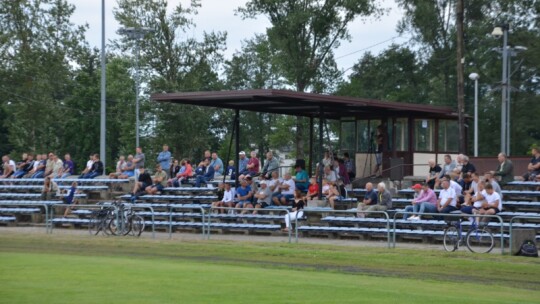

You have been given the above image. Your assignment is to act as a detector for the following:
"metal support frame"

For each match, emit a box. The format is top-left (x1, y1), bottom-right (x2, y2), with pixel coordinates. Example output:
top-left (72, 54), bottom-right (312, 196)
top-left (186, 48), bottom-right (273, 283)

top-left (167, 204), bottom-right (207, 240)
top-left (508, 215), bottom-right (540, 255)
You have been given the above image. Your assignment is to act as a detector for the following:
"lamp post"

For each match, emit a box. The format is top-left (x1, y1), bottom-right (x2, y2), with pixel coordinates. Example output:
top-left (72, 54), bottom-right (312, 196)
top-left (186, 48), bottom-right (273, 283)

top-left (491, 25), bottom-right (508, 154)
top-left (469, 73), bottom-right (479, 157)
top-left (118, 27), bottom-right (154, 148)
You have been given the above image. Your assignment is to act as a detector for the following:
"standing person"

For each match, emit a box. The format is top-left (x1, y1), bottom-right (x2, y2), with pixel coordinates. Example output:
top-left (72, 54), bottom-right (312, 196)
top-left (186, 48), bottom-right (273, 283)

top-left (372, 125), bottom-right (385, 177)
top-left (133, 147), bottom-right (145, 179)
top-left (343, 152), bottom-right (356, 181)
top-left (283, 189), bottom-right (305, 232)
top-left (62, 182), bottom-right (80, 217)
top-left (210, 152), bottom-right (224, 178)
top-left (491, 152), bottom-right (514, 187)
top-left (157, 145), bottom-right (172, 177)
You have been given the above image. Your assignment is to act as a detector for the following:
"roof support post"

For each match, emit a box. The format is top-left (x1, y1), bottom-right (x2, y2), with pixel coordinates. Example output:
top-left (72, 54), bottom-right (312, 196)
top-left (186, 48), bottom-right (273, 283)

top-left (309, 116), bottom-right (314, 177)
top-left (318, 106), bottom-right (324, 199)
top-left (235, 109), bottom-right (240, 188)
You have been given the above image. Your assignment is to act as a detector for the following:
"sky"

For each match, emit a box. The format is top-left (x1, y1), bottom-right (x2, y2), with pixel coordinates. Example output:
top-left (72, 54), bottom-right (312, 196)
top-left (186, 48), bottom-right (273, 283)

top-left (68, 0), bottom-right (407, 79)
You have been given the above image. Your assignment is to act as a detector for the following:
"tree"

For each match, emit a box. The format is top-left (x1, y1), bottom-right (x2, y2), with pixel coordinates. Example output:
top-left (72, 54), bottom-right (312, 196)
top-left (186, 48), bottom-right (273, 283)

top-left (237, 0), bottom-right (382, 158)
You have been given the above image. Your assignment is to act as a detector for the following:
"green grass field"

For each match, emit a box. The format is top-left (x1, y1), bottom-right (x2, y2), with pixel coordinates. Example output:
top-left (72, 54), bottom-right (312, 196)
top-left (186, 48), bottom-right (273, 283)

top-left (1, 232), bottom-right (540, 303)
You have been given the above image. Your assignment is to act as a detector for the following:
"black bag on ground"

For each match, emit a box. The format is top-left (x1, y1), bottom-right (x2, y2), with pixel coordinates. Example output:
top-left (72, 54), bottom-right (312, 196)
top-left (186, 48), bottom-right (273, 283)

top-left (518, 240), bottom-right (538, 257)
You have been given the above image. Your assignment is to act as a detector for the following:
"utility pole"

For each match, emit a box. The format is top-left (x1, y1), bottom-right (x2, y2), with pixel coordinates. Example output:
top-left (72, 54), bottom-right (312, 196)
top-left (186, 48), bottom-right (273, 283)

top-left (456, 0), bottom-right (466, 153)
top-left (100, 0), bottom-right (106, 170)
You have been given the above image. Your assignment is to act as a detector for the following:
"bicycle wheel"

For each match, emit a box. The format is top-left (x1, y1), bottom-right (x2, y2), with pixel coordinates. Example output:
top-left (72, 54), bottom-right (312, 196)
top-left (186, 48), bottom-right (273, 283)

top-left (108, 214), bottom-right (130, 236)
top-left (130, 215), bottom-right (145, 237)
top-left (88, 214), bottom-right (101, 236)
top-left (466, 227), bottom-right (494, 253)
top-left (103, 211), bottom-right (117, 236)
top-left (443, 226), bottom-right (459, 252)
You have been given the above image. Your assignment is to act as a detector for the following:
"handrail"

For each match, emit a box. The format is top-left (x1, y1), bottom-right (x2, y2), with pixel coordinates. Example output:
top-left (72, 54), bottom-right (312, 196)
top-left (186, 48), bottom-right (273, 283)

top-left (125, 203), bottom-right (156, 239)
top-left (392, 211), bottom-right (505, 254)
top-left (0, 201), bottom-right (50, 233)
top-left (48, 203), bottom-right (117, 235)
top-left (508, 215), bottom-right (540, 254)
top-left (296, 209), bottom-right (391, 248)
top-left (208, 206), bottom-right (291, 243)
top-left (167, 204), bottom-right (207, 240)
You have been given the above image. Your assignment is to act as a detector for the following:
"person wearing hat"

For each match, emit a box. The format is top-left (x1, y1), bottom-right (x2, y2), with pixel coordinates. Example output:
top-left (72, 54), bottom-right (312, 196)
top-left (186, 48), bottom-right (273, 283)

top-left (402, 183), bottom-right (423, 220)
top-left (405, 183), bottom-right (438, 220)
top-left (237, 151), bottom-right (249, 176)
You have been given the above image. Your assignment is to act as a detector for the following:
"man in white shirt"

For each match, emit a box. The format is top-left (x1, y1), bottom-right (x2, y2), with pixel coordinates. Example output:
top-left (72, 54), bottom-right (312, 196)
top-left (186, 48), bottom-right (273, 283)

top-left (273, 173), bottom-right (295, 206)
top-left (437, 177), bottom-right (458, 214)
top-left (477, 183), bottom-right (502, 216)
top-left (212, 183), bottom-right (235, 213)
top-left (0, 155), bottom-right (16, 178)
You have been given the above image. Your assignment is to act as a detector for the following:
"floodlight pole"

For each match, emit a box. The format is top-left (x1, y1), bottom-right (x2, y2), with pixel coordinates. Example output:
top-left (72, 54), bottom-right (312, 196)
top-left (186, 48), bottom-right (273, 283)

top-left (119, 27), bottom-right (154, 148)
top-left (100, 0), bottom-right (106, 169)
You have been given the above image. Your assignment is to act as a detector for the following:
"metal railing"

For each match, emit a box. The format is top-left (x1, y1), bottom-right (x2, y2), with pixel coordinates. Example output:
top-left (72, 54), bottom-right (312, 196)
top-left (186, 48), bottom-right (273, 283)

top-left (508, 215), bottom-right (540, 253)
top-left (296, 209), bottom-right (391, 248)
top-left (208, 206), bottom-right (291, 243)
top-left (392, 211), bottom-right (505, 254)
top-left (0, 201), bottom-right (51, 233)
top-left (167, 204), bottom-right (207, 239)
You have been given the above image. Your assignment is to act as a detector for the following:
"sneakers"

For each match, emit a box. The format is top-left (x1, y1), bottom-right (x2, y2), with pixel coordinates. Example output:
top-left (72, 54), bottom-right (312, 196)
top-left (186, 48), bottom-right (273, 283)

top-left (407, 215), bottom-right (420, 221)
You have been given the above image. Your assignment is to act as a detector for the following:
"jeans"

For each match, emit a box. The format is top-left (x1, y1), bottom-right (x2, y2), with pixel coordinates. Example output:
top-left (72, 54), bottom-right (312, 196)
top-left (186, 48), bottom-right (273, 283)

top-left (32, 171), bottom-right (44, 179)
top-left (402, 205), bottom-right (415, 220)
top-left (195, 175), bottom-right (210, 187)
top-left (415, 202), bottom-right (438, 216)
top-left (81, 172), bottom-right (99, 179)
top-left (12, 170), bottom-right (27, 178)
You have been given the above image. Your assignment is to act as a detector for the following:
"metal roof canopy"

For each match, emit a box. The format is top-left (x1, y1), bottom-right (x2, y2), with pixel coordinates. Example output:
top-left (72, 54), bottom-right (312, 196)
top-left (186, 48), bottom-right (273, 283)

top-left (151, 89), bottom-right (458, 120)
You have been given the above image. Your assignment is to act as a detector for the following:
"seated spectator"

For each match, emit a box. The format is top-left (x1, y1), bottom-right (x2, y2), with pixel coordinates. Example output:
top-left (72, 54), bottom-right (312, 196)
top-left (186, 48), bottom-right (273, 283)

top-left (426, 159), bottom-right (441, 189)
top-left (253, 181), bottom-right (273, 214)
top-left (109, 155), bottom-right (127, 179)
top-left (321, 179), bottom-right (331, 197)
top-left (357, 182), bottom-right (392, 217)
top-left (491, 152), bottom-right (514, 187)
top-left (41, 176), bottom-right (60, 200)
top-left (327, 180), bottom-right (346, 209)
top-left (356, 183), bottom-right (377, 218)
top-left (62, 182), bottom-right (80, 217)
top-left (323, 165), bottom-right (337, 184)
top-left (474, 183), bottom-right (502, 222)
top-left (145, 164), bottom-right (167, 195)
top-left (131, 167), bottom-right (152, 199)
top-left (294, 165), bottom-right (309, 192)
top-left (13, 153), bottom-right (35, 178)
top-left (0, 155), bottom-right (16, 178)
top-left (80, 154), bottom-right (103, 179)
top-left (50, 154), bottom-right (64, 178)
top-left (117, 155), bottom-right (136, 179)
top-left (267, 171), bottom-right (282, 200)
top-left (59, 153), bottom-right (75, 179)
top-left (261, 151), bottom-right (279, 179)
top-left (458, 154), bottom-right (476, 182)
top-left (226, 160), bottom-right (236, 180)
top-left (435, 154), bottom-right (456, 188)
top-left (461, 173), bottom-right (473, 195)
top-left (170, 159), bottom-right (193, 186)
top-left (437, 177), bottom-right (458, 214)
top-left (461, 181), bottom-right (486, 215)
top-left (305, 178), bottom-right (319, 201)
top-left (272, 173), bottom-right (295, 206)
top-left (194, 158), bottom-right (215, 187)
top-left (169, 159), bottom-right (180, 179)
top-left (237, 151), bottom-right (250, 179)
top-left (484, 172), bottom-right (502, 198)
top-left (522, 147), bottom-right (540, 181)
top-left (234, 179), bottom-right (252, 213)
top-left (80, 154), bottom-right (94, 176)
top-left (210, 152), bottom-right (224, 178)
top-left (245, 175), bottom-right (258, 201)
top-left (405, 183), bottom-right (438, 220)
top-left (31, 154), bottom-right (47, 178)
top-left (212, 183), bottom-right (235, 213)
top-left (282, 189), bottom-right (305, 232)
top-left (402, 183), bottom-right (423, 220)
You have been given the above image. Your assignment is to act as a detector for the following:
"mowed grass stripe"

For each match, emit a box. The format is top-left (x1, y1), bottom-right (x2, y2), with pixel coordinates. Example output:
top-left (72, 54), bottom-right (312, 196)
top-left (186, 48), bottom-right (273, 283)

top-left (1, 251), bottom-right (539, 304)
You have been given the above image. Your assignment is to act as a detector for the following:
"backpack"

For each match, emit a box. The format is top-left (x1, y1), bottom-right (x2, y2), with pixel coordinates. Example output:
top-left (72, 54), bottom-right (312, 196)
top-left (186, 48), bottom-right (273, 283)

top-left (518, 240), bottom-right (538, 257)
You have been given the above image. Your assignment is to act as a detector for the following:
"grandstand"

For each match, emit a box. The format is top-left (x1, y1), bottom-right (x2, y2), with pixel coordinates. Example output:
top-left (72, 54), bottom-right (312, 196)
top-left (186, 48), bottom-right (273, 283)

top-left (1, 175), bottom-right (539, 254)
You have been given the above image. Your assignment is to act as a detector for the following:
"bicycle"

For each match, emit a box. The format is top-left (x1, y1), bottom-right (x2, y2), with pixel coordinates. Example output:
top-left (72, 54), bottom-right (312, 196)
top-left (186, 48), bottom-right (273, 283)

top-left (88, 204), bottom-right (116, 236)
top-left (443, 216), bottom-right (494, 253)
top-left (108, 202), bottom-right (145, 237)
